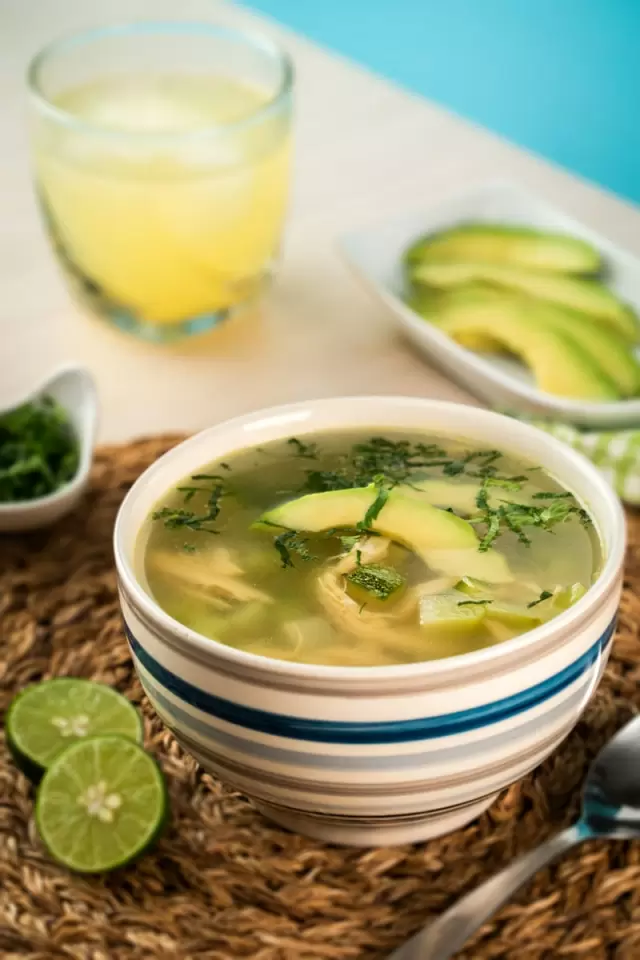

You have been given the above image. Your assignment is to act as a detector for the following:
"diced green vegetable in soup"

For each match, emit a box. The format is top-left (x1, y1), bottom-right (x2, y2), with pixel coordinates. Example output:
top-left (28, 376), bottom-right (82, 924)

top-left (419, 594), bottom-right (488, 631)
top-left (141, 430), bottom-right (600, 667)
top-left (554, 582), bottom-right (587, 607)
top-left (528, 582), bottom-right (587, 618)
top-left (346, 564), bottom-right (406, 603)
top-left (485, 602), bottom-right (543, 629)
top-left (455, 576), bottom-right (493, 597)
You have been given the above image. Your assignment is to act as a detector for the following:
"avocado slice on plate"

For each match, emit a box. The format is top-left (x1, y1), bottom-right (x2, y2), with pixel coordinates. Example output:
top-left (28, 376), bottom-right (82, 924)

top-left (411, 261), bottom-right (638, 343)
top-left (422, 287), bottom-right (640, 397)
top-left (405, 224), bottom-right (602, 275)
top-left (257, 487), bottom-right (512, 582)
top-left (529, 303), bottom-right (640, 396)
top-left (433, 297), bottom-right (619, 400)
top-left (407, 286), bottom-right (500, 351)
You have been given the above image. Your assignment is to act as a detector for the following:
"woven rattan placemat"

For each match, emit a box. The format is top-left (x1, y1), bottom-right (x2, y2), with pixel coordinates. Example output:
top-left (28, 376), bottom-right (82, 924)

top-left (1, 436), bottom-right (640, 960)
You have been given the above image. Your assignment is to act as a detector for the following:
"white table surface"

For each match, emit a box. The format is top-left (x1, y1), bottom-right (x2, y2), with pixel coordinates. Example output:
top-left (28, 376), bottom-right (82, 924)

top-left (3, 0), bottom-right (640, 443)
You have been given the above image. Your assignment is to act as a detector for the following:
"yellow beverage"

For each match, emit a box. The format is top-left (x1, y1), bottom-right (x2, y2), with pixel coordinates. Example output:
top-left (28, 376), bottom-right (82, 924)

top-left (33, 73), bottom-right (291, 330)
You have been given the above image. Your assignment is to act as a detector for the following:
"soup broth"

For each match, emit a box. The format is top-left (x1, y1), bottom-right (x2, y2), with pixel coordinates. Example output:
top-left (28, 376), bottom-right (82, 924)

top-left (141, 432), bottom-right (600, 666)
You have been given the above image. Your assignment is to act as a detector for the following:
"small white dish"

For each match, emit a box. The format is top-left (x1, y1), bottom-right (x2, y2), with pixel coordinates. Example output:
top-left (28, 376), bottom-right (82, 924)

top-left (340, 180), bottom-right (640, 429)
top-left (0, 365), bottom-right (98, 532)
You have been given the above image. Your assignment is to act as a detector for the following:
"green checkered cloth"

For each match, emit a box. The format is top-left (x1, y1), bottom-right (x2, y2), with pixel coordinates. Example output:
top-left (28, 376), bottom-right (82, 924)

top-left (520, 419), bottom-right (640, 505)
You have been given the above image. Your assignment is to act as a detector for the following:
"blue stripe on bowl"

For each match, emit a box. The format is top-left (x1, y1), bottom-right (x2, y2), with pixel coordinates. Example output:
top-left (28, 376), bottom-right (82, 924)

top-left (124, 617), bottom-right (615, 745)
top-left (141, 668), bottom-right (590, 772)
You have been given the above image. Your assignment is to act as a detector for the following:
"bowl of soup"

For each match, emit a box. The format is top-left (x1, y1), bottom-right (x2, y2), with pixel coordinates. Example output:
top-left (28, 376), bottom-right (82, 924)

top-left (114, 397), bottom-right (625, 846)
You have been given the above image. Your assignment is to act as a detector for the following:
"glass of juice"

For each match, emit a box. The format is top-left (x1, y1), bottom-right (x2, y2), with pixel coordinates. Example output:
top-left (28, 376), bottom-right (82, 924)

top-left (28, 23), bottom-right (293, 342)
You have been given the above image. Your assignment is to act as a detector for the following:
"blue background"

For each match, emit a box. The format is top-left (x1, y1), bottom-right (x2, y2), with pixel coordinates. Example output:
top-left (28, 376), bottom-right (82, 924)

top-left (247, 0), bottom-right (640, 205)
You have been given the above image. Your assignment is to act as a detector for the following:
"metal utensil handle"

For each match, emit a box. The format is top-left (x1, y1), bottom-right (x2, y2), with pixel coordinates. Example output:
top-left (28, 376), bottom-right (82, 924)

top-left (387, 823), bottom-right (583, 960)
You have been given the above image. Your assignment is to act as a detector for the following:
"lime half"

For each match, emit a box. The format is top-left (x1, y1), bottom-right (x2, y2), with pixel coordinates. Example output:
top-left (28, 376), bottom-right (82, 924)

top-left (36, 735), bottom-right (168, 873)
top-left (6, 679), bottom-right (143, 781)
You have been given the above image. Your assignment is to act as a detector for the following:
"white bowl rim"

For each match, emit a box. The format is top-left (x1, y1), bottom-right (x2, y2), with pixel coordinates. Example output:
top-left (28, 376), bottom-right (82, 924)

top-left (0, 364), bottom-right (98, 516)
top-left (114, 396), bottom-right (626, 680)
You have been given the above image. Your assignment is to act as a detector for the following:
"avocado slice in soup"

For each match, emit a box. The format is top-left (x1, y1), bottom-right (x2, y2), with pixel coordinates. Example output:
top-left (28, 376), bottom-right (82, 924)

top-left (401, 479), bottom-right (482, 514)
top-left (403, 477), bottom-right (533, 515)
top-left (256, 486), bottom-right (512, 583)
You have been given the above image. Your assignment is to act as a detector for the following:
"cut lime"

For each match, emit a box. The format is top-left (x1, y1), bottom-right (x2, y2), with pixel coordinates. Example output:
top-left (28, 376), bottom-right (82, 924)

top-left (6, 679), bottom-right (143, 781)
top-left (36, 735), bottom-right (168, 873)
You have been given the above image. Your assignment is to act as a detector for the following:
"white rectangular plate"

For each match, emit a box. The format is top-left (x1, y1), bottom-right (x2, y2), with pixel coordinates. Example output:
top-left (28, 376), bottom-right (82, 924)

top-left (340, 180), bottom-right (640, 429)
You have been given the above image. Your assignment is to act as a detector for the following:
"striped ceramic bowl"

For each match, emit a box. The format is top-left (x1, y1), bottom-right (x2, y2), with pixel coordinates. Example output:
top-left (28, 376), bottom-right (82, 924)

top-left (114, 397), bottom-right (625, 846)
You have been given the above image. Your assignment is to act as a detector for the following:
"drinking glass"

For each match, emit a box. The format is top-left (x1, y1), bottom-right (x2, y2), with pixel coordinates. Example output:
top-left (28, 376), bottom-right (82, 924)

top-left (28, 22), bottom-right (293, 342)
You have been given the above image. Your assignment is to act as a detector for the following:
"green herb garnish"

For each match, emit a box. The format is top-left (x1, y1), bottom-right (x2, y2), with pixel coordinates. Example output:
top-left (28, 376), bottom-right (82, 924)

top-left (357, 477), bottom-right (390, 531)
top-left (482, 475), bottom-right (527, 491)
top-left (442, 459), bottom-right (466, 477)
top-left (153, 475), bottom-right (226, 533)
top-left (262, 524), bottom-right (360, 567)
top-left (267, 435), bottom-right (594, 565)
top-left (304, 470), bottom-right (353, 493)
top-left (470, 476), bottom-right (591, 551)
top-left (152, 506), bottom-right (220, 534)
top-left (300, 438), bottom-right (451, 492)
top-left (0, 396), bottom-right (79, 503)
top-left (287, 437), bottom-right (318, 459)
top-left (273, 530), bottom-right (315, 568)
top-left (339, 534), bottom-right (361, 551)
top-left (295, 435), bottom-right (593, 552)
top-left (527, 590), bottom-right (553, 609)
top-left (457, 599), bottom-right (493, 606)
top-left (191, 473), bottom-right (227, 481)
top-left (299, 437), bottom-right (519, 498)
top-left (446, 449), bottom-right (506, 479)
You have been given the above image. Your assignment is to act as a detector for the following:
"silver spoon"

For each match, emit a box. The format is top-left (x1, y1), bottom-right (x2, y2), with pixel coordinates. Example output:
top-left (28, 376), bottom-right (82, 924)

top-left (387, 714), bottom-right (640, 960)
